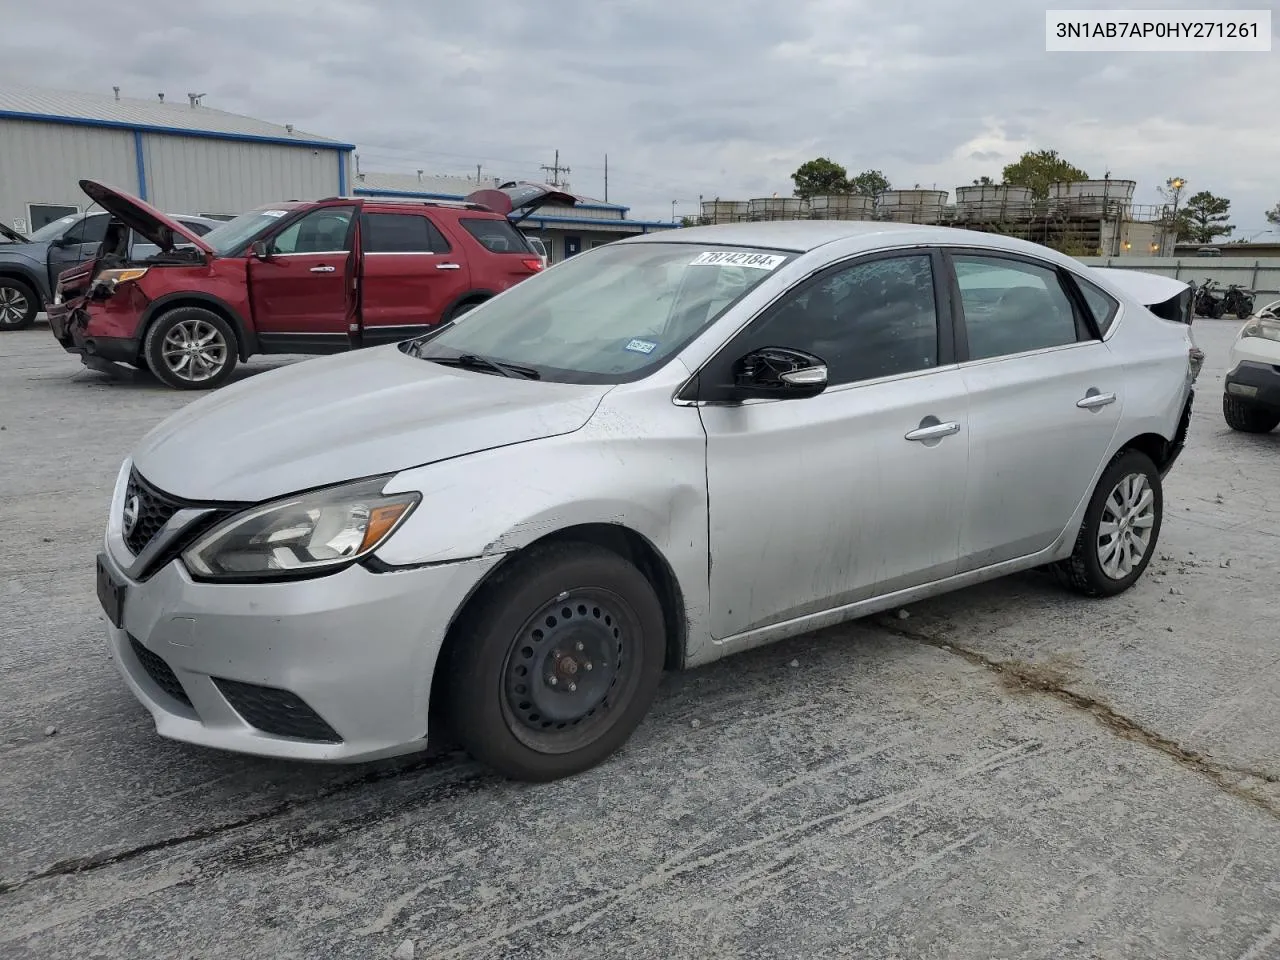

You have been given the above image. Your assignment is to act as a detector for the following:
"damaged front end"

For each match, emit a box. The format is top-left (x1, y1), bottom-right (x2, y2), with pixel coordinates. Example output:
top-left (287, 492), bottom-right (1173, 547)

top-left (49, 217), bottom-right (203, 368)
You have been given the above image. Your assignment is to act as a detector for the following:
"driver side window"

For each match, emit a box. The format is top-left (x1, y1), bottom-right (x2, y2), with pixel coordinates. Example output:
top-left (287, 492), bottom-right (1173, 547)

top-left (270, 208), bottom-right (354, 255)
top-left (63, 214), bottom-right (109, 246)
top-left (738, 254), bottom-right (940, 387)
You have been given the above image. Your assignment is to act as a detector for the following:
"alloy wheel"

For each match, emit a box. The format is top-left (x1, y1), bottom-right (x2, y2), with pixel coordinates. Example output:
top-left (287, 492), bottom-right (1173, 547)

top-left (161, 318), bottom-right (229, 382)
top-left (1096, 472), bottom-right (1156, 580)
top-left (0, 286), bottom-right (30, 326)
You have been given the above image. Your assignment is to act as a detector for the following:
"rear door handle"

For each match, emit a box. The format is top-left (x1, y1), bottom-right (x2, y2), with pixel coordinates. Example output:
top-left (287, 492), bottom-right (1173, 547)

top-left (1077, 391), bottom-right (1117, 409)
top-left (309, 265), bottom-right (335, 273)
top-left (436, 263), bottom-right (462, 270)
top-left (905, 421), bottom-right (961, 442)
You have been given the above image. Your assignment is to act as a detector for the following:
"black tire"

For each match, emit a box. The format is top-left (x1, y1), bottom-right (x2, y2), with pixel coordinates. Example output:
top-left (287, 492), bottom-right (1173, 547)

top-left (445, 299), bottom-right (485, 323)
top-left (1210, 301), bottom-right (1226, 319)
top-left (143, 306), bottom-right (239, 390)
top-left (443, 541), bottom-right (666, 782)
top-left (1223, 393), bottom-right (1280, 434)
top-left (0, 276), bottom-right (40, 331)
top-left (1237, 304), bottom-right (1253, 320)
top-left (1058, 449), bottom-right (1163, 598)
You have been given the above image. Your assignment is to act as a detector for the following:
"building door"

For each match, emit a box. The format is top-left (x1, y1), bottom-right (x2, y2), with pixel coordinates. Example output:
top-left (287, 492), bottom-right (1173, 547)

top-left (564, 235), bottom-right (582, 257)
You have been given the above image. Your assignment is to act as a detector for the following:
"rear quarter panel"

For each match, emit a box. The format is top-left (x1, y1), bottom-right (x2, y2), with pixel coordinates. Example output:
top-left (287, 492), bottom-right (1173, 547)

top-left (1104, 301), bottom-right (1195, 453)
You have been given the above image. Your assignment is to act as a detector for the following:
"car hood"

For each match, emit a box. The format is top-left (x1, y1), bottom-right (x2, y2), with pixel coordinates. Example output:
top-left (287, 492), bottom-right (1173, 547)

top-left (0, 221), bottom-right (29, 243)
top-left (130, 346), bottom-right (611, 503)
top-left (79, 179), bottom-right (215, 255)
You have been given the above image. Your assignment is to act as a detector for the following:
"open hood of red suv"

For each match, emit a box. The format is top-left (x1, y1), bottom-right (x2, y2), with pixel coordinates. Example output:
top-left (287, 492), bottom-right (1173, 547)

top-left (463, 181), bottom-right (578, 223)
top-left (78, 179), bottom-right (215, 256)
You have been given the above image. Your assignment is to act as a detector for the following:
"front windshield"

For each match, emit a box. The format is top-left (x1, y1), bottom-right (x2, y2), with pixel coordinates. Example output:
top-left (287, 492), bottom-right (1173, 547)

top-left (202, 207), bottom-right (296, 256)
top-left (408, 242), bottom-right (793, 384)
top-left (28, 215), bottom-right (83, 243)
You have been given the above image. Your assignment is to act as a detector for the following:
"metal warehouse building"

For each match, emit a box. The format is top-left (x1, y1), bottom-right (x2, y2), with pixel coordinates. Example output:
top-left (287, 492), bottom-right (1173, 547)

top-left (0, 84), bottom-right (353, 232)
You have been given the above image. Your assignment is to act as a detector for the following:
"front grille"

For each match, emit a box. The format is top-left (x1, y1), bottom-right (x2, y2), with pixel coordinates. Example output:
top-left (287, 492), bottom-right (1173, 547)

top-left (123, 469), bottom-right (189, 556)
top-left (128, 635), bottom-right (193, 708)
top-left (214, 678), bottom-right (343, 743)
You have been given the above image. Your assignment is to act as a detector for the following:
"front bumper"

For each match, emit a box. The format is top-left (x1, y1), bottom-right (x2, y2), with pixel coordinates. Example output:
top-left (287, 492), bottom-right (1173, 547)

top-left (1226, 351), bottom-right (1280, 413)
top-left (102, 543), bottom-right (503, 763)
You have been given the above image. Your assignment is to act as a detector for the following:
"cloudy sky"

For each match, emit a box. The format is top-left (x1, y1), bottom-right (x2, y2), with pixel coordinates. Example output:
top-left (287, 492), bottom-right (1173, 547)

top-left (2, 0), bottom-right (1276, 233)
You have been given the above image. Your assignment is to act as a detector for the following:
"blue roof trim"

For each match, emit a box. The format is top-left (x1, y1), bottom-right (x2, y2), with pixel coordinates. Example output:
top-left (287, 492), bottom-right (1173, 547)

top-left (352, 186), bottom-right (628, 213)
top-left (0, 109), bottom-right (356, 150)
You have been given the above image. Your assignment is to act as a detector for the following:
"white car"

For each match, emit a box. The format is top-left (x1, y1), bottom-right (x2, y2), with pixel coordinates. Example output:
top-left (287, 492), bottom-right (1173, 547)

top-left (96, 221), bottom-right (1199, 781)
top-left (1224, 312), bottom-right (1280, 433)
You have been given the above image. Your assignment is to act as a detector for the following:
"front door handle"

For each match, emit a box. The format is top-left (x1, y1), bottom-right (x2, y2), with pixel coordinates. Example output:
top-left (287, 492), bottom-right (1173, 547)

top-left (905, 420), bottom-right (961, 442)
top-left (1077, 390), bottom-right (1117, 410)
top-left (436, 263), bottom-right (462, 270)
top-left (309, 265), bottom-right (336, 273)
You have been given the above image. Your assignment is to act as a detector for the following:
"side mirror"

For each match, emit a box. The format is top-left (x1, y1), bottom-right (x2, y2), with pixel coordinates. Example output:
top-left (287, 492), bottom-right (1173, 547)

top-left (51, 235), bottom-right (75, 248)
top-left (250, 240), bottom-right (271, 260)
top-left (730, 346), bottom-right (828, 400)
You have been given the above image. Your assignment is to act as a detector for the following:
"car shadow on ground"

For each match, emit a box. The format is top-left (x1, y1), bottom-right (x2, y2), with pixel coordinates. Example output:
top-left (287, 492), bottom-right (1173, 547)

top-left (63, 357), bottom-right (305, 391)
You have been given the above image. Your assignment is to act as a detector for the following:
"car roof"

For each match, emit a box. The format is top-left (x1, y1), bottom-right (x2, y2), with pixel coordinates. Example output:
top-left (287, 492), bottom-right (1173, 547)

top-left (624, 220), bottom-right (1086, 267)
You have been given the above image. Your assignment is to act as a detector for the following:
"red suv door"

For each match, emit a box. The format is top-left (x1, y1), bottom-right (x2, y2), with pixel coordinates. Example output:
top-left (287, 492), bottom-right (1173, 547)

top-left (248, 205), bottom-right (357, 354)
top-left (357, 209), bottom-right (471, 345)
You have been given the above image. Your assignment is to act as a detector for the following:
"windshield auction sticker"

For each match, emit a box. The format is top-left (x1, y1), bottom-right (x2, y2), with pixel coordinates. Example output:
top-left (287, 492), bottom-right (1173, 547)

top-left (689, 251), bottom-right (786, 270)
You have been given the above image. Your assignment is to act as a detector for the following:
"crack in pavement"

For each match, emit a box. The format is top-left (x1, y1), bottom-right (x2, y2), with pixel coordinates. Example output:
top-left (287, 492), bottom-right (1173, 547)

top-left (0, 748), bottom-right (470, 896)
top-left (877, 617), bottom-right (1280, 819)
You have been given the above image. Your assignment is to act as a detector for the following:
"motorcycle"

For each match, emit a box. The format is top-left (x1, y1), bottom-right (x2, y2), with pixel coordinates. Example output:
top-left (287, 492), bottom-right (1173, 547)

top-left (1192, 279), bottom-right (1227, 319)
top-left (1222, 284), bottom-right (1255, 320)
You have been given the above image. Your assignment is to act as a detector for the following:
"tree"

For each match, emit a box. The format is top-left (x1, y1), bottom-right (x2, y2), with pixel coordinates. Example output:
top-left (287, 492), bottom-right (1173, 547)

top-left (791, 158), bottom-right (849, 200)
top-left (971, 175), bottom-right (996, 186)
top-left (1001, 149), bottom-right (1088, 200)
top-left (849, 169), bottom-right (891, 198)
top-left (1180, 191), bottom-right (1235, 243)
top-left (1266, 203), bottom-right (1280, 225)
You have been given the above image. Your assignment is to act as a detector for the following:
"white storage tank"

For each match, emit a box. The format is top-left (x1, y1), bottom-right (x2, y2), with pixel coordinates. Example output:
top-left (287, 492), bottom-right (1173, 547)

top-left (876, 189), bottom-right (948, 223)
top-left (700, 200), bottom-right (750, 224)
top-left (748, 197), bottom-right (807, 220)
top-left (1048, 179), bottom-right (1135, 218)
top-left (954, 184), bottom-right (1034, 220)
top-left (809, 194), bottom-right (874, 220)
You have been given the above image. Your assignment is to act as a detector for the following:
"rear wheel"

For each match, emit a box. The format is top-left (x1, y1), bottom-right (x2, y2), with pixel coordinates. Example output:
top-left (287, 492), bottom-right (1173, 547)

top-left (1223, 393), bottom-right (1280, 433)
top-left (445, 299), bottom-right (485, 323)
top-left (444, 542), bottom-right (666, 782)
top-left (143, 306), bottom-right (238, 390)
top-left (1058, 449), bottom-right (1162, 598)
top-left (0, 277), bottom-right (39, 330)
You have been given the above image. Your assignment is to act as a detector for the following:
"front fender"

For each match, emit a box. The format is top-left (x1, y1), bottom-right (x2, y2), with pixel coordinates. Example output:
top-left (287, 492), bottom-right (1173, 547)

top-left (375, 424), bottom-right (713, 661)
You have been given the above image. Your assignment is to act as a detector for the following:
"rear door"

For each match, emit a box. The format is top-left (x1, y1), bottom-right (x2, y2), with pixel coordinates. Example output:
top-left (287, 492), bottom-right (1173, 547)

top-left (358, 210), bottom-right (471, 345)
top-left (946, 250), bottom-right (1126, 572)
top-left (248, 205), bottom-right (357, 353)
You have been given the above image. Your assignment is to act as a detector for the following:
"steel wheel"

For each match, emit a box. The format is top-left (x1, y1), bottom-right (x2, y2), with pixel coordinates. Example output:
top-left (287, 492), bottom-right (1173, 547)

top-left (500, 587), bottom-right (638, 754)
top-left (161, 318), bottom-right (228, 382)
top-left (1096, 472), bottom-right (1155, 580)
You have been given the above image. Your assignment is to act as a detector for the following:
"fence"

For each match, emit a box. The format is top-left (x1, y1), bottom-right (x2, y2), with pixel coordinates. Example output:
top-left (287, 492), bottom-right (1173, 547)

top-left (1077, 256), bottom-right (1280, 299)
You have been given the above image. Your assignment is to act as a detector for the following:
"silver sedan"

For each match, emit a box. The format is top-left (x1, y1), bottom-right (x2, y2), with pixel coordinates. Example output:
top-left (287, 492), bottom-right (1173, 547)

top-left (96, 221), bottom-right (1199, 781)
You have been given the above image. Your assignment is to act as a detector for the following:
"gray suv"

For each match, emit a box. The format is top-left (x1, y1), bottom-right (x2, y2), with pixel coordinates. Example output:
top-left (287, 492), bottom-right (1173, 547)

top-left (0, 211), bottom-right (220, 330)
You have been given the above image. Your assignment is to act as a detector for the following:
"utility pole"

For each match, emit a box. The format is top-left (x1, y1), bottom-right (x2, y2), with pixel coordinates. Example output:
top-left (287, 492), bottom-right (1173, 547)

top-left (604, 154), bottom-right (608, 202)
top-left (541, 150), bottom-right (570, 188)
top-left (476, 163), bottom-right (483, 183)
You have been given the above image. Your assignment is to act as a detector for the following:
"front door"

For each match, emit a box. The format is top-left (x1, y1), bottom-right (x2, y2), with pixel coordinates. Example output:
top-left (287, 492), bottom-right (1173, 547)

top-left (947, 251), bottom-right (1126, 571)
top-left (698, 251), bottom-right (969, 639)
top-left (249, 206), bottom-right (356, 353)
top-left (47, 213), bottom-right (110, 289)
top-left (358, 210), bottom-right (472, 345)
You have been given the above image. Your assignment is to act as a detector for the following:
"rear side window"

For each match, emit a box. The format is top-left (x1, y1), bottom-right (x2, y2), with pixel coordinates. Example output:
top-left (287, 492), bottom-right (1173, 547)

top-left (361, 212), bottom-right (450, 253)
top-left (1073, 276), bottom-right (1120, 336)
top-left (954, 256), bottom-right (1081, 361)
top-left (460, 217), bottom-right (531, 253)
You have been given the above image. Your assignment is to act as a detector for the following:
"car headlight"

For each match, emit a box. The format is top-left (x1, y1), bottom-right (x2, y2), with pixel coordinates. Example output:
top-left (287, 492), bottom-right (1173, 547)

top-left (1240, 319), bottom-right (1280, 342)
top-left (182, 477), bottom-right (420, 581)
top-left (94, 267), bottom-right (148, 294)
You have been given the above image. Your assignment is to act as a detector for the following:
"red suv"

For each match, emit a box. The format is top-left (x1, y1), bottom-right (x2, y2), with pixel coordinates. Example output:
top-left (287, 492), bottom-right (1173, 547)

top-left (50, 179), bottom-right (574, 389)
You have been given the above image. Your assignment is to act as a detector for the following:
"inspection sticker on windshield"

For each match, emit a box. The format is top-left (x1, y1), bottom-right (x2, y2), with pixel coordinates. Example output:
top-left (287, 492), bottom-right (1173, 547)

top-left (261, 210), bottom-right (288, 218)
top-left (689, 251), bottom-right (786, 270)
top-left (625, 338), bottom-right (658, 355)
